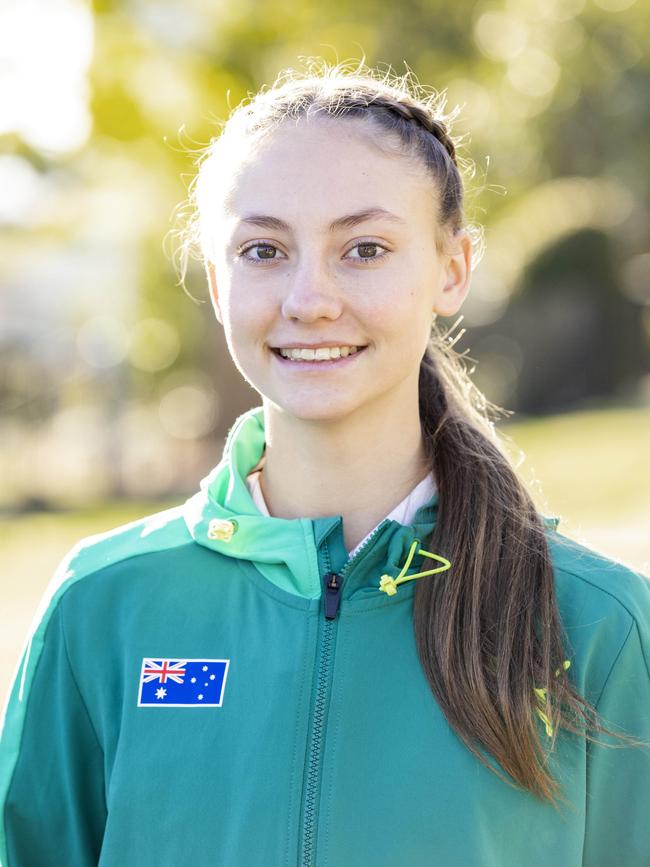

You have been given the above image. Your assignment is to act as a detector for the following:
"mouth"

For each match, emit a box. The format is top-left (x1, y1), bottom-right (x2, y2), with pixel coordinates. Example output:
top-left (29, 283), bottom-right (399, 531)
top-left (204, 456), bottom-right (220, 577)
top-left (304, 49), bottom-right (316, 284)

top-left (269, 345), bottom-right (368, 369)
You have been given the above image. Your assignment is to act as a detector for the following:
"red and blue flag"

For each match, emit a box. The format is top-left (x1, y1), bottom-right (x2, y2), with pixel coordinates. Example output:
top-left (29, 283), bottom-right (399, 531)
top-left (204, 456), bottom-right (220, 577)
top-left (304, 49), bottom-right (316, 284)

top-left (137, 658), bottom-right (229, 707)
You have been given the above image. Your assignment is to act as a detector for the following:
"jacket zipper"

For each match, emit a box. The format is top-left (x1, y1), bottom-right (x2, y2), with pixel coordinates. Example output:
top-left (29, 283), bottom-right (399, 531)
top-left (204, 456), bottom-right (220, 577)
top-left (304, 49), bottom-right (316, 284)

top-left (299, 519), bottom-right (391, 865)
top-left (324, 572), bottom-right (342, 620)
top-left (339, 519), bottom-right (390, 579)
top-left (300, 600), bottom-right (336, 866)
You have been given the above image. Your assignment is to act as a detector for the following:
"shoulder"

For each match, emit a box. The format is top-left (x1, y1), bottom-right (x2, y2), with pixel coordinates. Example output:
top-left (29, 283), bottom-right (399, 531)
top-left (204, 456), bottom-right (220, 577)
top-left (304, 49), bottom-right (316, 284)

top-left (546, 529), bottom-right (650, 705)
top-left (548, 529), bottom-right (649, 627)
top-left (26, 504), bottom-right (194, 637)
top-left (1, 505), bottom-right (197, 735)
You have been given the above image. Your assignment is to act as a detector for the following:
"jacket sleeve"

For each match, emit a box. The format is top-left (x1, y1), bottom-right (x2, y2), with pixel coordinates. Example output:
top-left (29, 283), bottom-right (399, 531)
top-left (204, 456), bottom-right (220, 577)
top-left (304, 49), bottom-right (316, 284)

top-left (582, 616), bottom-right (650, 867)
top-left (0, 594), bottom-right (107, 867)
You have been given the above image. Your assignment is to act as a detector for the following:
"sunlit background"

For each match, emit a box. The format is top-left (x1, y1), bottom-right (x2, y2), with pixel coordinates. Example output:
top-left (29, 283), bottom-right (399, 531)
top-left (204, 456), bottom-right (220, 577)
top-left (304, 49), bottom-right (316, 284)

top-left (1, 0), bottom-right (649, 695)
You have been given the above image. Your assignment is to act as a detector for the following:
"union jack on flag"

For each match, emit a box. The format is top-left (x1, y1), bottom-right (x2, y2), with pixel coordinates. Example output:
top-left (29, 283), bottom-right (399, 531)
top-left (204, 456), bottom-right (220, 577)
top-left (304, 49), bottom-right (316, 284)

top-left (137, 658), bottom-right (230, 707)
top-left (141, 659), bottom-right (187, 685)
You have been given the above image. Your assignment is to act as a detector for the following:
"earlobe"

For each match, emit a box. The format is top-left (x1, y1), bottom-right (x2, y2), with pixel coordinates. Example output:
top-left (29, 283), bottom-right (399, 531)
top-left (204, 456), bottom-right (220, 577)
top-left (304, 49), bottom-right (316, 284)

top-left (204, 260), bottom-right (223, 324)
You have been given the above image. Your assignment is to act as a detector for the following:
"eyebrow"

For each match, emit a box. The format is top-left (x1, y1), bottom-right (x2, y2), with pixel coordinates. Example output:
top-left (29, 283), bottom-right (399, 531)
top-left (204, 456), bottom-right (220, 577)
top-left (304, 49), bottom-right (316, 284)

top-left (237, 207), bottom-right (406, 233)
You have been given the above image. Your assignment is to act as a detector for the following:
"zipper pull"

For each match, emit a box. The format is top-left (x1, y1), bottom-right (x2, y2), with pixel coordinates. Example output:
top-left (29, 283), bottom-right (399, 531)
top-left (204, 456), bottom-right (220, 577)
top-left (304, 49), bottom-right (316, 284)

top-left (324, 572), bottom-right (343, 620)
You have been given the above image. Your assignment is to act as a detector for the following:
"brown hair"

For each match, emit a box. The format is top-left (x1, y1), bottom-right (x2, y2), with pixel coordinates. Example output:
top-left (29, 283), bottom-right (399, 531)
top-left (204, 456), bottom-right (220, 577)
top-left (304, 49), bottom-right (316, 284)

top-left (173, 58), bottom-right (643, 807)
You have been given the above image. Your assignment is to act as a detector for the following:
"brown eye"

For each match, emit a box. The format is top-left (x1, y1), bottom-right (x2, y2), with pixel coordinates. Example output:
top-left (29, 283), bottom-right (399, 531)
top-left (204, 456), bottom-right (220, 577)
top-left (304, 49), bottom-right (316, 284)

top-left (358, 243), bottom-right (377, 258)
top-left (346, 242), bottom-right (389, 263)
top-left (256, 244), bottom-right (277, 259)
top-left (239, 242), bottom-right (285, 265)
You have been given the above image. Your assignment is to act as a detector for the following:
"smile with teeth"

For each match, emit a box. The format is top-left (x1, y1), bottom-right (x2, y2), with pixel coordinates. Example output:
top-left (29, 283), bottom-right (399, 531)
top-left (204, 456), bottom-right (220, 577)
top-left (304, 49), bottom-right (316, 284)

top-left (275, 346), bottom-right (365, 361)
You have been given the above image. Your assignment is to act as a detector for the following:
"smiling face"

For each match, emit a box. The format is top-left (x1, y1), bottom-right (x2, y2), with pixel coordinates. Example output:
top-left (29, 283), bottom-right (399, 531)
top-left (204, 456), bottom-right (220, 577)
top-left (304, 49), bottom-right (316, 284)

top-left (204, 116), bottom-right (471, 425)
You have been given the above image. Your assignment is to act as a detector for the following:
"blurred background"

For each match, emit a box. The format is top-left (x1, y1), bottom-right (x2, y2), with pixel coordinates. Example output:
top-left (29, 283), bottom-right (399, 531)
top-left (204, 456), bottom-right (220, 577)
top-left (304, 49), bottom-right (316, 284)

top-left (1, 0), bottom-right (649, 697)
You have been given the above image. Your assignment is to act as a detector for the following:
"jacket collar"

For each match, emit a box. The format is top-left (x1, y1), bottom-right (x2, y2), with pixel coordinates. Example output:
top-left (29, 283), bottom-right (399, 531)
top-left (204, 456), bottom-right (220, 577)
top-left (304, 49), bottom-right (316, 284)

top-left (183, 405), bottom-right (439, 601)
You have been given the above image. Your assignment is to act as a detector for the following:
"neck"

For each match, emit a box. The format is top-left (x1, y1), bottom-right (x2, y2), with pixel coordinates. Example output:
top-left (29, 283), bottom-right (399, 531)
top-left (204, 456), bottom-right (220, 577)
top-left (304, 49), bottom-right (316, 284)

top-left (258, 396), bottom-right (431, 553)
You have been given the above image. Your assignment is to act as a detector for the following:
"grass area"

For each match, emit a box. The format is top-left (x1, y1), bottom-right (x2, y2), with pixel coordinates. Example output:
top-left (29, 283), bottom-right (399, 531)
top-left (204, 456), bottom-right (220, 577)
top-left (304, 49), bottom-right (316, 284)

top-left (501, 406), bottom-right (650, 575)
top-left (502, 406), bottom-right (650, 523)
top-left (2, 405), bottom-right (649, 701)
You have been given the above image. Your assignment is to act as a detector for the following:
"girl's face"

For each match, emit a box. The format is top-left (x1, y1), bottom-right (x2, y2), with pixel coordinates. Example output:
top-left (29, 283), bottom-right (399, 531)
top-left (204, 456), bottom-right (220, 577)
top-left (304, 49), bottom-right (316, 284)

top-left (205, 118), bottom-right (471, 423)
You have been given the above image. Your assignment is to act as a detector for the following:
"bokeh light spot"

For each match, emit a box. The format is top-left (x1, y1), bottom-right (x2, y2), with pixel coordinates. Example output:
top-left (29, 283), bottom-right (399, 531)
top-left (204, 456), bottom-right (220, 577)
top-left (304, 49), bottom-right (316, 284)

top-left (76, 315), bottom-right (130, 368)
top-left (129, 318), bottom-right (180, 371)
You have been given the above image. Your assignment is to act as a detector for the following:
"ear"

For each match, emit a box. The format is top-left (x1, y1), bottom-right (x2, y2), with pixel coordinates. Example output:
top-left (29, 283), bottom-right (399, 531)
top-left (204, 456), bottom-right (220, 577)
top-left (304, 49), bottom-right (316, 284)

top-left (433, 229), bottom-right (472, 318)
top-left (204, 259), bottom-right (223, 325)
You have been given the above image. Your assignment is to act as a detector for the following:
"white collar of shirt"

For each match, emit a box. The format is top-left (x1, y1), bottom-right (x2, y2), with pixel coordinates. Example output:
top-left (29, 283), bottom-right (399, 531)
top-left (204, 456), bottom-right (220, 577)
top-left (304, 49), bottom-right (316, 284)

top-left (245, 453), bottom-right (437, 558)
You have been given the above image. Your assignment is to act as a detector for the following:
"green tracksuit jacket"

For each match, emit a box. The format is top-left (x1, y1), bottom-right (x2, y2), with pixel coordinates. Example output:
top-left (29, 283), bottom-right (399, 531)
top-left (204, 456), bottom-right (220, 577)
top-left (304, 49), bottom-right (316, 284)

top-left (1, 406), bottom-right (649, 866)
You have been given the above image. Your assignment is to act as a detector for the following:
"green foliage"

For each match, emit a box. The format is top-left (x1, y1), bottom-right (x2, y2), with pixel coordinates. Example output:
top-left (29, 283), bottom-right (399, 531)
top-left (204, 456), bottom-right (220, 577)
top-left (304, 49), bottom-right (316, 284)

top-left (2, 0), bottom-right (648, 511)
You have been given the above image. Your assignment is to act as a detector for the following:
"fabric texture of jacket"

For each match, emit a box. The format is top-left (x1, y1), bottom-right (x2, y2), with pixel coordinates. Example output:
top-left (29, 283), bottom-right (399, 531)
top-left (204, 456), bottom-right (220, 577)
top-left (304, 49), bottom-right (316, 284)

top-left (1, 405), bottom-right (649, 867)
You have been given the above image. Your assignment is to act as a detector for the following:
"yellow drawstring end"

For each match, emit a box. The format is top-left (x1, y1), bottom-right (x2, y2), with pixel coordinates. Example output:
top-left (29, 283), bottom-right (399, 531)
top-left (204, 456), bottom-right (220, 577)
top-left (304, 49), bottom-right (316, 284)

top-left (537, 709), bottom-right (554, 738)
top-left (534, 659), bottom-right (571, 738)
top-left (378, 540), bottom-right (451, 595)
top-left (379, 575), bottom-right (399, 596)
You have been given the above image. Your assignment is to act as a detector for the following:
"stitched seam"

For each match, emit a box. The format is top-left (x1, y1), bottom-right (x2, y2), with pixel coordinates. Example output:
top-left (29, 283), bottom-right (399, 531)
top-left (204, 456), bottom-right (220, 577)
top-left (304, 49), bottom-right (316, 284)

top-left (1, 628), bottom-right (54, 865)
top-left (593, 619), bottom-right (634, 710)
top-left (59, 596), bottom-right (104, 755)
top-left (343, 594), bottom-right (416, 615)
top-left (229, 558), bottom-right (316, 610)
top-left (554, 563), bottom-right (648, 625)
top-left (631, 619), bottom-right (650, 683)
top-left (1, 602), bottom-right (105, 866)
top-left (47, 538), bottom-right (199, 605)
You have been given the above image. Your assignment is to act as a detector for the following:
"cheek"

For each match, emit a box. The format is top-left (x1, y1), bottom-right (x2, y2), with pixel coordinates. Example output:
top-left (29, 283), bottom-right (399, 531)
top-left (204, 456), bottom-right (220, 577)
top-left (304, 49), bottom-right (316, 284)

top-left (226, 291), bottom-right (274, 347)
top-left (378, 296), bottom-right (433, 363)
top-left (370, 291), bottom-right (424, 337)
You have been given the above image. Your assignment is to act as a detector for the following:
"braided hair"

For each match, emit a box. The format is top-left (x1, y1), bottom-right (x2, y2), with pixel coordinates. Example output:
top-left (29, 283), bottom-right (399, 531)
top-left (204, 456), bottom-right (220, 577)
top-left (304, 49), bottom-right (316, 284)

top-left (365, 96), bottom-right (458, 163)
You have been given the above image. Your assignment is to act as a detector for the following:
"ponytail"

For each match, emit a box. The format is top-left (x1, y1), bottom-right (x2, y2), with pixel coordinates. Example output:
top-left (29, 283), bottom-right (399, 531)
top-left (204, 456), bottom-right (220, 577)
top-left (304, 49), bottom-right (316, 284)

top-left (415, 332), bottom-right (641, 806)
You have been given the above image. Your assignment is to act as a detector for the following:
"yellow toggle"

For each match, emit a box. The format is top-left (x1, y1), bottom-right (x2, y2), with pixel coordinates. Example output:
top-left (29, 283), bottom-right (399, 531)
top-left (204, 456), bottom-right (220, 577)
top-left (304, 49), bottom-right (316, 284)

top-left (378, 540), bottom-right (451, 596)
top-left (207, 518), bottom-right (238, 542)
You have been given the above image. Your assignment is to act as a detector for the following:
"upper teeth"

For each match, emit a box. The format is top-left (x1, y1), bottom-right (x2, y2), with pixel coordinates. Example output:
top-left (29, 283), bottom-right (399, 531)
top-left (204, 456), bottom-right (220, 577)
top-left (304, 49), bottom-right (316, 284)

top-left (278, 346), bottom-right (360, 360)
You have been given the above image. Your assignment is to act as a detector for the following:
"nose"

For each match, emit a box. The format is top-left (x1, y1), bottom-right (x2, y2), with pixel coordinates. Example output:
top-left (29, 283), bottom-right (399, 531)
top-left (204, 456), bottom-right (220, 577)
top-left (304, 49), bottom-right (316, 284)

top-left (280, 259), bottom-right (344, 322)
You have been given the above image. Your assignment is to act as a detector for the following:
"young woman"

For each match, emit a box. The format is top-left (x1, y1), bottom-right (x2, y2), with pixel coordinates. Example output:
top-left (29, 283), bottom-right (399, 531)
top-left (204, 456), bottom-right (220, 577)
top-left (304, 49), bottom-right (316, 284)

top-left (1, 60), bottom-right (649, 867)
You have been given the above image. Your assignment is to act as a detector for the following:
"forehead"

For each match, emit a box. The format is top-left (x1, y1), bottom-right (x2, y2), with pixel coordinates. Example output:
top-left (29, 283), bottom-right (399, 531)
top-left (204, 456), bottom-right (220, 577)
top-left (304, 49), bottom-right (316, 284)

top-left (217, 117), bottom-right (434, 229)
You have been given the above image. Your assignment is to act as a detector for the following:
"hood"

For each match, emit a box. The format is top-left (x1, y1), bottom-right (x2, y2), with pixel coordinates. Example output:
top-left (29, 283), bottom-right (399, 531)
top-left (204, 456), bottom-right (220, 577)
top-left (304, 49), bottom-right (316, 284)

top-left (183, 406), bottom-right (442, 600)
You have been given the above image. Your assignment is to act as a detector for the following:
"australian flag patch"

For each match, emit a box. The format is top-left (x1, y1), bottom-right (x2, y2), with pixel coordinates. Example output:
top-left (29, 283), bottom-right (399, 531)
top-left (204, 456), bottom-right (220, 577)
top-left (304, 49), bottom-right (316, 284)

top-left (137, 658), bottom-right (230, 707)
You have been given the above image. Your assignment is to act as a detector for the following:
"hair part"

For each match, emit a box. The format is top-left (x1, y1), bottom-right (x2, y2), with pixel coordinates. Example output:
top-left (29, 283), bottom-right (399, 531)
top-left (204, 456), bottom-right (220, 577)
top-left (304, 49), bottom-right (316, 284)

top-left (170, 56), bottom-right (645, 806)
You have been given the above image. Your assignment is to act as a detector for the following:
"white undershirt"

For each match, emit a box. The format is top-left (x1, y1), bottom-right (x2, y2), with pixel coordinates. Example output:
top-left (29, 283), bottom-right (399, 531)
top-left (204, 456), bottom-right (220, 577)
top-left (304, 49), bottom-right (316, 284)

top-left (245, 453), bottom-right (437, 558)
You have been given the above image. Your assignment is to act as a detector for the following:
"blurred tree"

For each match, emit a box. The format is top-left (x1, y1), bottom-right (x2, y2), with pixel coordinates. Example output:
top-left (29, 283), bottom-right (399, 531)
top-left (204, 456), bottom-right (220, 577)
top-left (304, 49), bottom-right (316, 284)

top-left (489, 228), bottom-right (649, 414)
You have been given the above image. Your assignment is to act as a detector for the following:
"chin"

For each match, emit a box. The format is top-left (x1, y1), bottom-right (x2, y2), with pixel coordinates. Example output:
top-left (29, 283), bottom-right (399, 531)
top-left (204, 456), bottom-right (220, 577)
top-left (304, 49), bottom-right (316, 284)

top-left (264, 390), bottom-right (365, 425)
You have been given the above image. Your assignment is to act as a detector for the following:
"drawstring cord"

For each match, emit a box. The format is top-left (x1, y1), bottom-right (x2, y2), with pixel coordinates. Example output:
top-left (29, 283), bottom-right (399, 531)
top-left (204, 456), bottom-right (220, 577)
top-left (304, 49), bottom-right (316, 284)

top-left (379, 542), bottom-right (570, 740)
top-left (378, 540), bottom-right (451, 596)
top-left (380, 541), bottom-right (569, 739)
